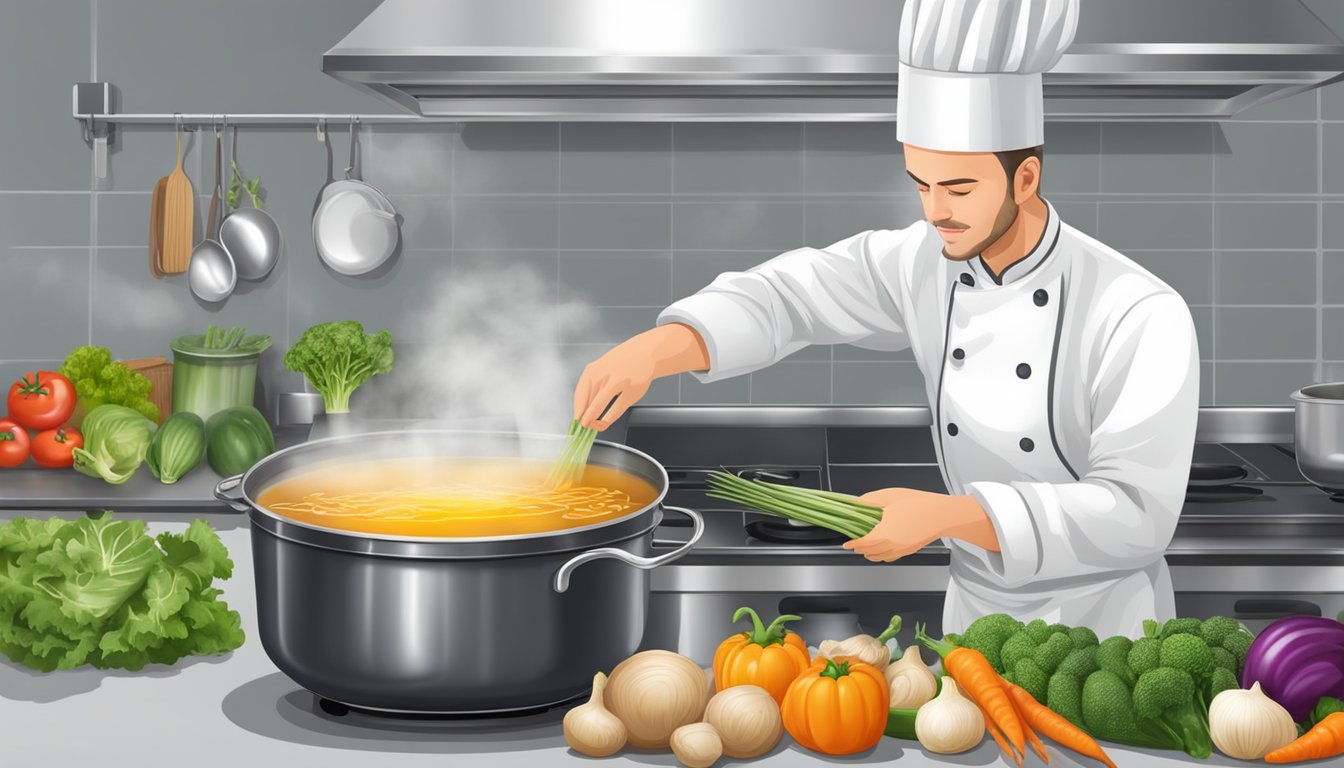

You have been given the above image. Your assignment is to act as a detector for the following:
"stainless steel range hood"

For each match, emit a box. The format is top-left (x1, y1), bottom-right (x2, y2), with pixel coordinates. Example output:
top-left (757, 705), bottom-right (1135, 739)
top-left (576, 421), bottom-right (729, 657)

top-left (323, 0), bottom-right (1344, 121)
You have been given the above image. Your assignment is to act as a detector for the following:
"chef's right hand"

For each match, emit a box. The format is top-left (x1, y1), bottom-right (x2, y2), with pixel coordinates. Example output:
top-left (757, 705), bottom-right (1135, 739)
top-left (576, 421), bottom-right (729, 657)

top-left (573, 323), bottom-right (710, 431)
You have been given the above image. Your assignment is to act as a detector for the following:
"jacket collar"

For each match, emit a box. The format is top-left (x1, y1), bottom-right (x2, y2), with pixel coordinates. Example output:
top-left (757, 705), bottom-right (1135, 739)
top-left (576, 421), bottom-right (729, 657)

top-left (961, 199), bottom-right (1060, 289)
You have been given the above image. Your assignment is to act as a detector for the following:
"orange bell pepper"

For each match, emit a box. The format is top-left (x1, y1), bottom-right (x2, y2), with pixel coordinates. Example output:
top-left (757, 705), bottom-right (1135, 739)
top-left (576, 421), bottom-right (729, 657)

top-left (713, 606), bottom-right (810, 705)
top-left (782, 656), bottom-right (889, 755)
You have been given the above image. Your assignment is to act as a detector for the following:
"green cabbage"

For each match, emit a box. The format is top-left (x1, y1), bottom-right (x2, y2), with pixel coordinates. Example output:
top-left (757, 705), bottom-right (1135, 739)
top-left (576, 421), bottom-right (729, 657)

top-left (0, 512), bottom-right (244, 671)
top-left (72, 404), bottom-right (155, 484)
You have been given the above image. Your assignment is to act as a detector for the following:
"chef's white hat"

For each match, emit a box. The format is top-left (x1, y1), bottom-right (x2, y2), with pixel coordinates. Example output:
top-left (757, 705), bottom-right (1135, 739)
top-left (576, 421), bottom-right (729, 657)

top-left (896, 0), bottom-right (1079, 153)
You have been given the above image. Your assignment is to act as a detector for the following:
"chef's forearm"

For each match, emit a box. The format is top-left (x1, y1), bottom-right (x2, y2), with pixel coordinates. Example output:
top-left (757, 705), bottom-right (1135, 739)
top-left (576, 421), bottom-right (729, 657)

top-left (941, 495), bottom-right (1001, 552)
top-left (647, 323), bottom-right (711, 377)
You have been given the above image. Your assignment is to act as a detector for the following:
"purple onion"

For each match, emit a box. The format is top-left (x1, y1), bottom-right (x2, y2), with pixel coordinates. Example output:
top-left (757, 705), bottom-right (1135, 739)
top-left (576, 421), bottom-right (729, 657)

top-left (1242, 616), bottom-right (1344, 722)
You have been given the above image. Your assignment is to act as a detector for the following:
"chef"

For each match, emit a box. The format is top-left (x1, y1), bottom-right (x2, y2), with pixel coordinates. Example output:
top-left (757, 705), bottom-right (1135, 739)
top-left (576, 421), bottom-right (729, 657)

top-left (572, 0), bottom-right (1198, 640)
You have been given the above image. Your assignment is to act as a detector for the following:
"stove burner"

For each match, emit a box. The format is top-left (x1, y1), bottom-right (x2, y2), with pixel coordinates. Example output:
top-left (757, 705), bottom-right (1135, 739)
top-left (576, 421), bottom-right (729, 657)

top-left (316, 695), bottom-right (574, 720)
top-left (1185, 485), bottom-right (1265, 503)
top-left (745, 519), bottom-right (848, 545)
top-left (1188, 463), bottom-right (1249, 486)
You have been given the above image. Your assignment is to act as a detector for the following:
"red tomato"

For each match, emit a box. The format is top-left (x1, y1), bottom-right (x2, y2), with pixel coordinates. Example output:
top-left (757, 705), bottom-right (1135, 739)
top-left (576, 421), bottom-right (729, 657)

top-left (7, 371), bottom-right (77, 431)
top-left (30, 427), bottom-right (83, 469)
top-left (0, 418), bottom-right (30, 468)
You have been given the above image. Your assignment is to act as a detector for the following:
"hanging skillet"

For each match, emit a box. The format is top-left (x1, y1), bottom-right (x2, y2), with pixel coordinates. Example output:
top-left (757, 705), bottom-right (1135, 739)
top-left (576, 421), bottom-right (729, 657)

top-left (312, 118), bottom-right (400, 276)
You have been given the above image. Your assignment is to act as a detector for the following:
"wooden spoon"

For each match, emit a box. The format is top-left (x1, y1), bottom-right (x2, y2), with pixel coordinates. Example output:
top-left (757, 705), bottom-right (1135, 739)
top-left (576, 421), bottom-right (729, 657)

top-left (161, 128), bottom-right (195, 274)
top-left (149, 175), bottom-right (167, 278)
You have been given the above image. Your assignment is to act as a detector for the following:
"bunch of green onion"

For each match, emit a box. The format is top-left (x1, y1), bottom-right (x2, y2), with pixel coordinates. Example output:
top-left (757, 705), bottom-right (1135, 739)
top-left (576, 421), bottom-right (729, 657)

top-left (705, 470), bottom-right (884, 539)
top-left (546, 419), bottom-right (598, 489)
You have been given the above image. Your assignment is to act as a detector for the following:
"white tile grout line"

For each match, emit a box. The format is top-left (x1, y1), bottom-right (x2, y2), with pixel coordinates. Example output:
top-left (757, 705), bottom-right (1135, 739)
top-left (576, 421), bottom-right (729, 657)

top-left (670, 123), bottom-right (681, 405)
top-left (556, 122), bottom-right (563, 313)
top-left (1319, 86), bottom-right (1326, 384)
top-left (1210, 122), bottom-right (1218, 404)
top-left (88, 0), bottom-right (97, 345)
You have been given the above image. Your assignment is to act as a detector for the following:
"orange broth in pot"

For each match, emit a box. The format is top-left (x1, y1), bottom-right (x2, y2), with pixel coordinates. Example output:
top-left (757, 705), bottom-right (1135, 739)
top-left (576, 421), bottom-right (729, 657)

top-left (255, 456), bottom-right (658, 538)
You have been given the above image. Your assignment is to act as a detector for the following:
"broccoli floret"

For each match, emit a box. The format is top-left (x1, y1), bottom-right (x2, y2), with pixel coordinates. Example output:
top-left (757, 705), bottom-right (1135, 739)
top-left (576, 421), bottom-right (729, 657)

top-left (1128, 637), bottom-right (1162, 677)
top-left (1096, 635), bottom-right (1136, 687)
top-left (1133, 668), bottom-right (1213, 759)
top-left (1209, 647), bottom-right (1236, 675)
top-left (1199, 616), bottom-right (1242, 648)
top-left (1049, 623), bottom-right (1071, 636)
top-left (1068, 626), bottom-right (1100, 650)
top-left (1159, 618), bottom-right (1204, 640)
top-left (1208, 667), bottom-right (1239, 702)
top-left (1033, 633), bottom-right (1074, 674)
top-left (1221, 631), bottom-right (1254, 674)
top-left (1048, 671), bottom-right (1087, 730)
top-left (283, 321), bottom-right (395, 414)
top-left (1001, 630), bottom-right (1039, 672)
top-left (1013, 657), bottom-right (1049, 704)
top-left (961, 613), bottom-right (1024, 672)
top-left (944, 632), bottom-right (963, 647)
top-left (1082, 670), bottom-right (1182, 750)
top-left (1160, 633), bottom-right (1214, 678)
top-left (1025, 618), bottom-right (1053, 644)
top-left (1058, 647), bottom-right (1100, 679)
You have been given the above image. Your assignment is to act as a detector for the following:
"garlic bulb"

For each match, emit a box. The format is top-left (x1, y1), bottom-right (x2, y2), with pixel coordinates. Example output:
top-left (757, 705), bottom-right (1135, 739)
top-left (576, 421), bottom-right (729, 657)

top-left (563, 672), bottom-right (627, 757)
top-left (816, 614), bottom-right (903, 668)
top-left (1209, 682), bottom-right (1298, 760)
top-left (604, 650), bottom-right (710, 749)
top-left (915, 678), bottom-right (985, 754)
top-left (671, 723), bottom-right (723, 768)
top-left (886, 646), bottom-right (938, 709)
top-left (703, 684), bottom-right (782, 758)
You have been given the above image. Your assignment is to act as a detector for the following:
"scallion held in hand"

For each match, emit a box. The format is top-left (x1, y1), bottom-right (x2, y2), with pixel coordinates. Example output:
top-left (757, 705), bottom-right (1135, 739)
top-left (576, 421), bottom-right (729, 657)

top-left (546, 419), bottom-right (598, 489)
top-left (706, 470), bottom-right (884, 539)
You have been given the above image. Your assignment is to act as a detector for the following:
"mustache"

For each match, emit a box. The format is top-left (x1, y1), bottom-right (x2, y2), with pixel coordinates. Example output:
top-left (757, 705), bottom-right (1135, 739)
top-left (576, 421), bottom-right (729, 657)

top-left (931, 218), bottom-right (970, 231)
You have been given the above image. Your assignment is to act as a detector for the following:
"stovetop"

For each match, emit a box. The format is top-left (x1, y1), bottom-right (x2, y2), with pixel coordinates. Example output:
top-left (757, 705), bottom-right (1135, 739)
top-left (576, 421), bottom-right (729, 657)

top-left (617, 411), bottom-right (1344, 558)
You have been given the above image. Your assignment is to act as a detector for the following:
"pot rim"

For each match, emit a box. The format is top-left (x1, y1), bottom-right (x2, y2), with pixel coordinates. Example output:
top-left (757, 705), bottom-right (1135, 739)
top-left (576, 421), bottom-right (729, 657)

top-left (236, 428), bottom-right (670, 546)
top-left (1292, 383), bottom-right (1344, 403)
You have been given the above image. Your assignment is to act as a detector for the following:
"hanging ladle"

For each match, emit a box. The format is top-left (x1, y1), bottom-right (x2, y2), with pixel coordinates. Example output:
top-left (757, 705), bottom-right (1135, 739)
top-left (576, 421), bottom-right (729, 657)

top-left (219, 122), bottom-right (282, 281)
top-left (188, 121), bottom-right (237, 303)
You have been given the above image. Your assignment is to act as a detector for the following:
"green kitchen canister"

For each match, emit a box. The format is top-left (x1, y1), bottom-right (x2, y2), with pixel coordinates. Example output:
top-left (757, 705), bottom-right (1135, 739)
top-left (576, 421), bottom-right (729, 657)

top-left (170, 327), bottom-right (272, 423)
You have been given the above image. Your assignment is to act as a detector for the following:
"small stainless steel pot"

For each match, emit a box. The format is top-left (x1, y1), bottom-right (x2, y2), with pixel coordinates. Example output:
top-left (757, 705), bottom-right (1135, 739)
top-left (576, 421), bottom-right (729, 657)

top-left (214, 430), bottom-right (703, 714)
top-left (1292, 383), bottom-right (1344, 492)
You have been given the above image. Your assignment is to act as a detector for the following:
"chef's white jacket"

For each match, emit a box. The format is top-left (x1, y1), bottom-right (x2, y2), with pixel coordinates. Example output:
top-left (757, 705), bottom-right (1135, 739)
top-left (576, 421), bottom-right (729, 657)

top-left (658, 201), bottom-right (1200, 640)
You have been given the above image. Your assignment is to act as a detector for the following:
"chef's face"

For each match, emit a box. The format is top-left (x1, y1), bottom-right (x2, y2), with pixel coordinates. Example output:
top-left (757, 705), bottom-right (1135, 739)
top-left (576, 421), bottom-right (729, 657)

top-left (904, 144), bottom-right (1029, 261)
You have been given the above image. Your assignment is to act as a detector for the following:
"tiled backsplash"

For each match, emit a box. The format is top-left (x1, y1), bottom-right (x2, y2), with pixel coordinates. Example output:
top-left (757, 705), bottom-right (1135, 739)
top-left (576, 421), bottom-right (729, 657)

top-left (5, 0), bottom-right (1344, 418)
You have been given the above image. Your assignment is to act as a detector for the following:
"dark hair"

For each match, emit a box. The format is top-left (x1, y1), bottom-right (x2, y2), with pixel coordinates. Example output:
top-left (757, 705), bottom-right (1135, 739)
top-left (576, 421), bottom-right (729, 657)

top-left (994, 146), bottom-right (1044, 184)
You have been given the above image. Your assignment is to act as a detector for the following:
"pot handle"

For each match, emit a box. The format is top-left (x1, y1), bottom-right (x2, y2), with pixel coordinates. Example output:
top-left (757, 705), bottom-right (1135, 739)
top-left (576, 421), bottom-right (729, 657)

top-left (553, 505), bottom-right (704, 593)
top-left (213, 475), bottom-right (251, 512)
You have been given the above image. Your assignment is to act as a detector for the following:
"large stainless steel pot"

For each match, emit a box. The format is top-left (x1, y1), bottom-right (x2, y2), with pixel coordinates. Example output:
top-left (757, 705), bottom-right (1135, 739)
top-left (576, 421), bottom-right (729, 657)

top-left (213, 430), bottom-right (703, 714)
top-left (1292, 383), bottom-right (1344, 492)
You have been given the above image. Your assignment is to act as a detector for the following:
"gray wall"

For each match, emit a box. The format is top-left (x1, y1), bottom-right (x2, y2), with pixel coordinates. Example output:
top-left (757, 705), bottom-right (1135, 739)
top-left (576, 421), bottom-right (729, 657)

top-left (4, 0), bottom-right (1344, 417)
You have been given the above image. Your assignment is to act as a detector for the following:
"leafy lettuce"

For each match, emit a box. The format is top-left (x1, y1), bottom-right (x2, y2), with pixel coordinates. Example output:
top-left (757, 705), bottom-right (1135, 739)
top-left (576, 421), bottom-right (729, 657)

top-left (0, 512), bottom-right (244, 671)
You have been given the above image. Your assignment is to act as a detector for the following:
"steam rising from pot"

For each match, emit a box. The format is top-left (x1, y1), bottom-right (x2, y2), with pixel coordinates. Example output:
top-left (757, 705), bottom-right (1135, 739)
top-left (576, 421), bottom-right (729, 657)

top-left (351, 262), bottom-right (598, 448)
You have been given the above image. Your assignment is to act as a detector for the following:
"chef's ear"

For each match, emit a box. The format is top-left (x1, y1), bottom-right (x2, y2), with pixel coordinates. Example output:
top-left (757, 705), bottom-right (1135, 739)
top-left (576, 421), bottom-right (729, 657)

top-left (1011, 155), bottom-right (1042, 205)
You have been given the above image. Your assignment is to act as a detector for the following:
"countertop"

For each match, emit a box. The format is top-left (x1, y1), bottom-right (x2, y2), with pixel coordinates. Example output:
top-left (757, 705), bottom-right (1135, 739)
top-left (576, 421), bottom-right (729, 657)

top-left (0, 510), bottom-right (1265, 768)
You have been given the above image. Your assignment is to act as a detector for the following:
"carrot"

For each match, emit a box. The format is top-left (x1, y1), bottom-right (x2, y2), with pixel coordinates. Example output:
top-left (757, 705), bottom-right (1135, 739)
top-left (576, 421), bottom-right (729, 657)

top-left (979, 701), bottom-right (1024, 766)
top-left (917, 624), bottom-right (1027, 759)
top-left (1004, 688), bottom-right (1051, 765)
top-left (1002, 680), bottom-right (1118, 768)
top-left (1266, 712), bottom-right (1344, 763)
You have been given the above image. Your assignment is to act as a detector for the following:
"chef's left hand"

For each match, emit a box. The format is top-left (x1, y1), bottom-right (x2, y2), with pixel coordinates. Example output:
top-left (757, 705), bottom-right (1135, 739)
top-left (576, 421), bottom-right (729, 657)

top-left (843, 487), bottom-right (998, 562)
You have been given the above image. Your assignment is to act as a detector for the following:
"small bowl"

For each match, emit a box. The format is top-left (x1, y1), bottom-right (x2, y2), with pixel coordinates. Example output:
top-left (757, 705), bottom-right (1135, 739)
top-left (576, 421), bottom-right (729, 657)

top-left (278, 392), bottom-right (325, 426)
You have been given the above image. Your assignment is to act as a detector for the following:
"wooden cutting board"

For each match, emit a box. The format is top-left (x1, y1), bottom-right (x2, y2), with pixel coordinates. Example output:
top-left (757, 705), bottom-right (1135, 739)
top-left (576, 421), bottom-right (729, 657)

top-left (161, 130), bottom-right (194, 274)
